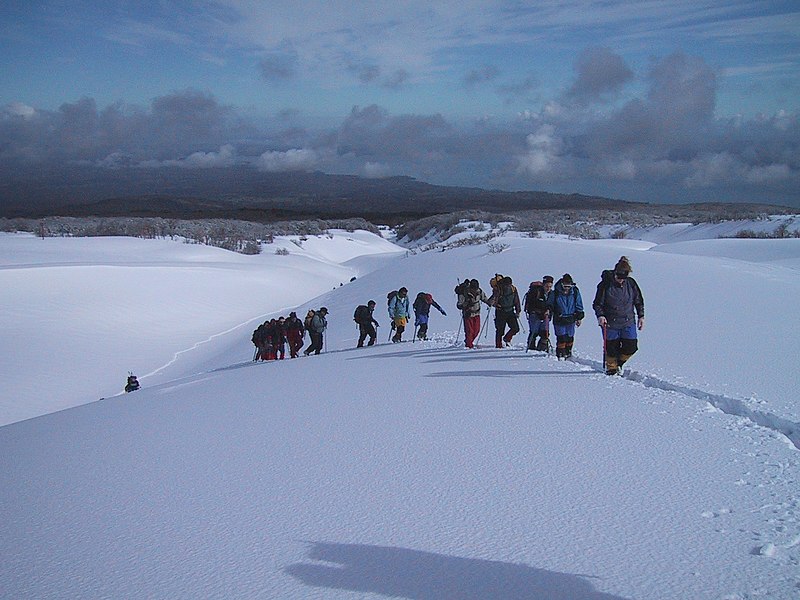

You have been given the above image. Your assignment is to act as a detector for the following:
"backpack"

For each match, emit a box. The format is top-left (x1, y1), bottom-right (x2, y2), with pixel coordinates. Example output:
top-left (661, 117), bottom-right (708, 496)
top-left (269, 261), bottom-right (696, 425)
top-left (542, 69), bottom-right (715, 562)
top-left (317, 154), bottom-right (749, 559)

top-left (413, 293), bottom-right (429, 313)
top-left (354, 305), bottom-right (370, 322)
top-left (304, 310), bottom-right (315, 331)
top-left (524, 283), bottom-right (548, 314)
top-left (497, 282), bottom-right (516, 312)
top-left (489, 274), bottom-right (504, 292)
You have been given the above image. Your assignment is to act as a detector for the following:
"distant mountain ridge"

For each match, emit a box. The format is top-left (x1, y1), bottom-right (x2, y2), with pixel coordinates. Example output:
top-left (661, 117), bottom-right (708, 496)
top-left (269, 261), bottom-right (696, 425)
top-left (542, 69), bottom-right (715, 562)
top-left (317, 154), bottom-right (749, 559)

top-left (0, 164), bottom-right (792, 223)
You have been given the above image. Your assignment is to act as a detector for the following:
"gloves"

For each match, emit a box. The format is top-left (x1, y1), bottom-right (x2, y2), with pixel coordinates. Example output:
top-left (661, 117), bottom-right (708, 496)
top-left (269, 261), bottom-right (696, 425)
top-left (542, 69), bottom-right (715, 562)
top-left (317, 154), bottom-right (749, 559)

top-left (637, 316), bottom-right (645, 331)
top-left (597, 316), bottom-right (607, 327)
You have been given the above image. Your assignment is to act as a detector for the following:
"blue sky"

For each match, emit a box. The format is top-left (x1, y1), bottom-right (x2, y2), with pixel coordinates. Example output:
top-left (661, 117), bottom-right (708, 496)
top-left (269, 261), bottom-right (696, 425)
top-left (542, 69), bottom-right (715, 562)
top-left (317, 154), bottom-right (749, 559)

top-left (2, 0), bottom-right (799, 205)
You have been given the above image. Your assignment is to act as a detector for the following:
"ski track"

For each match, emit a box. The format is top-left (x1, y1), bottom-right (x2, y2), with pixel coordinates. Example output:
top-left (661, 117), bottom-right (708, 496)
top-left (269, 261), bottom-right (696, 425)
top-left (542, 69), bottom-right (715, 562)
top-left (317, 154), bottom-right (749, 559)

top-left (213, 328), bottom-right (800, 452)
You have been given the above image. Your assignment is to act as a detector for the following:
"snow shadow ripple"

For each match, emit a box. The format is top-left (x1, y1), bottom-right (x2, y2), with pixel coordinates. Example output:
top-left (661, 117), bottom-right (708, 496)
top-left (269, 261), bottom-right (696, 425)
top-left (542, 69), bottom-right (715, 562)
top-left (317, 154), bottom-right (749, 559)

top-left (286, 542), bottom-right (630, 600)
top-left (568, 356), bottom-right (800, 450)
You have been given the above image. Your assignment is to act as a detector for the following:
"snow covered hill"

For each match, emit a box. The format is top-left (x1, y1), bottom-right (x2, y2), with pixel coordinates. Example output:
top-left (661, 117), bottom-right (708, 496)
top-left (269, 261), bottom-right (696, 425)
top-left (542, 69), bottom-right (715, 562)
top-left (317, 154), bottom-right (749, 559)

top-left (1, 230), bottom-right (799, 598)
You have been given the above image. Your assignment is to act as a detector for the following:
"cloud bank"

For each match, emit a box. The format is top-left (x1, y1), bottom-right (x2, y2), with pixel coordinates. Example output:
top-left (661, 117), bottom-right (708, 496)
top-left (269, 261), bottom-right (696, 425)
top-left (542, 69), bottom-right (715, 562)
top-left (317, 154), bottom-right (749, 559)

top-left (1, 51), bottom-right (798, 206)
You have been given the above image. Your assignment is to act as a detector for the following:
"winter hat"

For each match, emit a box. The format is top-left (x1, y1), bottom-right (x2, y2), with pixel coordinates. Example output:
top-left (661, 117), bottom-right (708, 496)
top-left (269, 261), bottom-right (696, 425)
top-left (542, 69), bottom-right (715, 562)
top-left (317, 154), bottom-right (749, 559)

top-left (399, 287), bottom-right (408, 294)
top-left (543, 275), bottom-right (554, 284)
top-left (561, 273), bottom-right (574, 285)
top-left (367, 300), bottom-right (376, 307)
top-left (614, 256), bottom-right (632, 274)
top-left (289, 311), bottom-right (297, 318)
top-left (319, 307), bottom-right (328, 314)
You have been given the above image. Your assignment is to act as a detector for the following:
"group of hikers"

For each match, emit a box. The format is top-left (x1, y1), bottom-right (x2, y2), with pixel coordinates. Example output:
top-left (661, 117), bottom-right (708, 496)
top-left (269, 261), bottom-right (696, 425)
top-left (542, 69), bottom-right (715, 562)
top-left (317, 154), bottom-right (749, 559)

top-left (251, 256), bottom-right (644, 376)
top-left (251, 308), bottom-right (329, 360)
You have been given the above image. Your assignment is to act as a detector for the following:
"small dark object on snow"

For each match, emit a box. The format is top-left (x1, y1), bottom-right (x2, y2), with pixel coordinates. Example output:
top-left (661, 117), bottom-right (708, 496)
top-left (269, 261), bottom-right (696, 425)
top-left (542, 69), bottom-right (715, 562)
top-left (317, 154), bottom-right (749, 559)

top-left (125, 373), bottom-right (140, 393)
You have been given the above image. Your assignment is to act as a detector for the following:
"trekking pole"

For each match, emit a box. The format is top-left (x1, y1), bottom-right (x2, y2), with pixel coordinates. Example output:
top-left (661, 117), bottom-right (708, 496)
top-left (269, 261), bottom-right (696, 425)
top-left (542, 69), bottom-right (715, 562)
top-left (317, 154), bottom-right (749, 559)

top-left (602, 323), bottom-right (607, 371)
top-left (456, 313), bottom-right (463, 340)
top-left (412, 324), bottom-right (418, 343)
top-left (480, 306), bottom-right (491, 339)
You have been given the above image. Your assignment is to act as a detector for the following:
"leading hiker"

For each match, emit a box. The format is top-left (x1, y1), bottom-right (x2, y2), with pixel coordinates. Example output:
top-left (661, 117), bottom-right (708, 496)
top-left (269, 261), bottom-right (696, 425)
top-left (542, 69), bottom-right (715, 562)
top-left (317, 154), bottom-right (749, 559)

top-left (593, 256), bottom-right (645, 375)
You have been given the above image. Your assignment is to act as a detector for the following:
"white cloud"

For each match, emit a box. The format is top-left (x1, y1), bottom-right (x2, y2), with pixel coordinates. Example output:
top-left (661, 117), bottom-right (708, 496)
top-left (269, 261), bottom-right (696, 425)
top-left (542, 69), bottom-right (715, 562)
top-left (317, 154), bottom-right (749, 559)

top-left (4, 102), bottom-right (36, 119)
top-left (362, 161), bottom-right (392, 178)
top-left (255, 148), bottom-right (318, 172)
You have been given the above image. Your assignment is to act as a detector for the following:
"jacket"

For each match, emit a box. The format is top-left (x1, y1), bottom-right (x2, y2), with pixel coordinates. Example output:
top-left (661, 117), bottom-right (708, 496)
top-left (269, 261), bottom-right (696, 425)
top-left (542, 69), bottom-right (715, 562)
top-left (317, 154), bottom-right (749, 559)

top-left (552, 280), bottom-right (585, 325)
top-left (592, 270), bottom-right (644, 328)
top-left (457, 286), bottom-right (489, 317)
top-left (309, 313), bottom-right (327, 334)
top-left (388, 294), bottom-right (411, 319)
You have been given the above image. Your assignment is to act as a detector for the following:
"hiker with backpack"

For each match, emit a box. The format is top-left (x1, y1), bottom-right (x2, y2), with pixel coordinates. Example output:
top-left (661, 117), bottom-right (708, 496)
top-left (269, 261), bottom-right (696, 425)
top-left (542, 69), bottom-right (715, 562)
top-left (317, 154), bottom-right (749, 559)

top-left (593, 256), bottom-right (645, 375)
top-left (552, 273), bottom-right (585, 360)
top-left (304, 307), bottom-right (328, 356)
top-left (456, 279), bottom-right (491, 349)
top-left (388, 287), bottom-right (411, 343)
top-left (523, 275), bottom-right (554, 351)
top-left (354, 300), bottom-right (380, 347)
top-left (251, 320), bottom-right (268, 360)
top-left (284, 312), bottom-right (305, 358)
top-left (412, 292), bottom-right (446, 341)
top-left (124, 373), bottom-right (140, 393)
top-left (489, 275), bottom-right (521, 348)
top-left (272, 316), bottom-right (287, 360)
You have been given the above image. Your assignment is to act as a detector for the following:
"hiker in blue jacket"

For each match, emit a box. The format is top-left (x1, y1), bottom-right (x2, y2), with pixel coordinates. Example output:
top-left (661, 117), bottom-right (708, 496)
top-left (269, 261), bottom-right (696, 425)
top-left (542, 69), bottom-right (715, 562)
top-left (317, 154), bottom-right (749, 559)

top-left (388, 287), bottom-right (411, 342)
top-left (551, 273), bottom-right (584, 360)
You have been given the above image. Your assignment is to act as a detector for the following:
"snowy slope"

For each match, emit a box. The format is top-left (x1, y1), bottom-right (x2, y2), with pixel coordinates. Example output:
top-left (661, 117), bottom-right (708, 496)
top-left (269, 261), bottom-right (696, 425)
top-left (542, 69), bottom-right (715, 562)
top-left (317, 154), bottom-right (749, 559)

top-left (2, 232), bottom-right (799, 598)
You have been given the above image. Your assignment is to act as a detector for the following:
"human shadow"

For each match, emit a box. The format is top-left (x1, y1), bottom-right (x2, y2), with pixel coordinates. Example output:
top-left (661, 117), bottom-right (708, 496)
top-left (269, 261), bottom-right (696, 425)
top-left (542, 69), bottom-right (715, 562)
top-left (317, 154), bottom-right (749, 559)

top-left (286, 542), bottom-right (630, 600)
top-left (427, 369), bottom-right (597, 378)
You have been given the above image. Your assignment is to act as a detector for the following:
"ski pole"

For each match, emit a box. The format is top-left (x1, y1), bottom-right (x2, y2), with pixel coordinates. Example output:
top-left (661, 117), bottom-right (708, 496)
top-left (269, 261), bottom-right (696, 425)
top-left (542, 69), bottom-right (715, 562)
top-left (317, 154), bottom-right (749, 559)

top-left (480, 307), bottom-right (491, 339)
top-left (602, 323), bottom-right (607, 370)
top-left (412, 323), bottom-right (418, 343)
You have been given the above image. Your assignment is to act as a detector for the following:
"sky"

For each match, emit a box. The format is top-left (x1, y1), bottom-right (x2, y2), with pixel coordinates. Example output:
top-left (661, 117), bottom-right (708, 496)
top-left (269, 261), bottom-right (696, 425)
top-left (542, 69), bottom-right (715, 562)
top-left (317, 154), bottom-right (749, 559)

top-left (2, 228), bottom-right (800, 597)
top-left (1, 1), bottom-right (800, 205)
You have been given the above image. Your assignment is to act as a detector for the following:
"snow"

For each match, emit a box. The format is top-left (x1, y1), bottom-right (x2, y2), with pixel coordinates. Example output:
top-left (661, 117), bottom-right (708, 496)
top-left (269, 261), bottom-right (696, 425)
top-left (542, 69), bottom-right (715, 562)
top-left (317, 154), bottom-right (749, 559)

top-left (1, 229), bottom-right (799, 598)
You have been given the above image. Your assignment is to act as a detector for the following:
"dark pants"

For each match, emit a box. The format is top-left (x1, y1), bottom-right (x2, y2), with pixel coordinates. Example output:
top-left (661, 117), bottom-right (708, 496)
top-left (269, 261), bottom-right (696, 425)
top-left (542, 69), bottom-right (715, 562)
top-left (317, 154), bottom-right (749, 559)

top-left (305, 332), bottom-right (323, 355)
top-left (494, 311), bottom-right (520, 348)
top-left (357, 323), bottom-right (377, 347)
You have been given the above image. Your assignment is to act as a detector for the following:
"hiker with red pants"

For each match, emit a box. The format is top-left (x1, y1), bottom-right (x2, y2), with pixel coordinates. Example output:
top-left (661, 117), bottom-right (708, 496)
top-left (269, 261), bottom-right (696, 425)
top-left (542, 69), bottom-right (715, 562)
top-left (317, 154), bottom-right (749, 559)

top-left (284, 312), bottom-right (305, 358)
top-left (456, 279), bottom-right (491, 349)
top-left (593, 256), bottom-right (645, 375)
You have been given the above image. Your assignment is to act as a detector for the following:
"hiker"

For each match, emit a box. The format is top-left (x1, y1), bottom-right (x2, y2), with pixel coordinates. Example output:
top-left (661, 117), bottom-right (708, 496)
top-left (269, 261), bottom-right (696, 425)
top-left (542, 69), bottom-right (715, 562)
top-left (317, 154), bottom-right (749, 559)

top-left (262, 319), bottom-right (279, 360)
top-left (251, 321), bottom-right (268, 360)
top-left (456, 278), bottom-right (491, 349)
top-left (354, 300), bottom-right (380, 347)
top-left (124, 373), bottom-right (140, 393)
top-left (388, 287), bottom-right (411, 342)
top-left (593, 256), bottom-right (645, 375)
top-left (551, 273), bottom-right (584, 360)
top-left (304, 307), bottom-right (328, 356)
top-left (489, 275), bottom-right (521, 348)
top-left (272, 316), bottom-right (287, 360)
top-left (523, 275), bottom-right (554, 351)
top-left (284, 311), bottom-right (305, 358)
top-left (412, 292), bottom-right (446, 340)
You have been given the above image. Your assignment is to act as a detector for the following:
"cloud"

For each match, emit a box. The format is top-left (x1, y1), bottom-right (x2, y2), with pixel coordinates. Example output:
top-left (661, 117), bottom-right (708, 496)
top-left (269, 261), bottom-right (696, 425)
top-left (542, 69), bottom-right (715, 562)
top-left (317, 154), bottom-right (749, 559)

top-left (255, 148), bottom-right (319, 172)
top-left (383, 69), bottom-right (409, 89)
top-left (564, 47), bottom-right (633, 105)
top-left (146, 144), bottom-right (237, 169)
top-left (463, 65), bottom-right (500, 88)
top-left (258, 46), bottom-right (299, 80)
top-left (3, 102), bottom-right (36, 119)
top-left (361, 161), bottom-right (392, 178)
